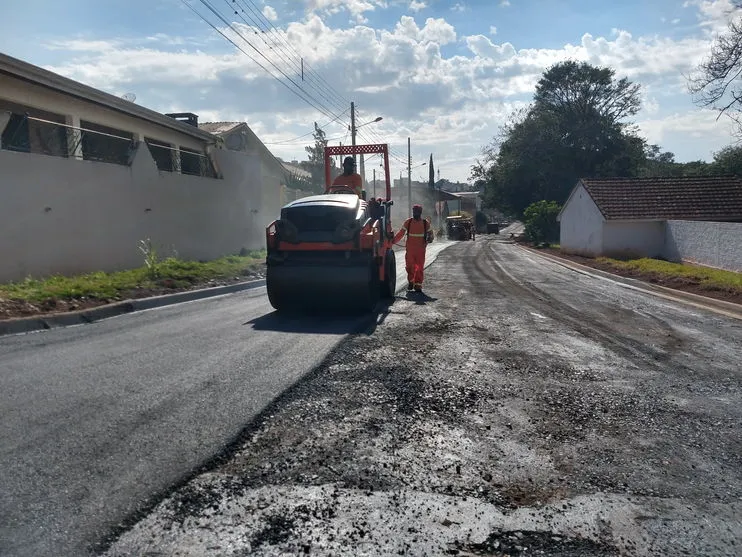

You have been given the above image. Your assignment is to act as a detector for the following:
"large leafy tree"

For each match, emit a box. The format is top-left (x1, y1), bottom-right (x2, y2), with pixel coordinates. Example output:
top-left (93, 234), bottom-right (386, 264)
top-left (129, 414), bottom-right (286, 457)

top-left (473, 61), bottom-right (646, 216)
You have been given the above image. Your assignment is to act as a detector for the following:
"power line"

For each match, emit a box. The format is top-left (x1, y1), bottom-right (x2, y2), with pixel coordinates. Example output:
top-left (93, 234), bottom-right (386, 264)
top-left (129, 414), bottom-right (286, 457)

top-left (185, 0), bottom-right (344, 122)
top-left (353, 107), bottom-right (409, 162)
top-left (229, 0), bottom-right (350, 114)
top-left (264, 133), bottom-right (346, 146)
top-left (228, 0), bottom-right (348, 114)
top-left (240, 0), bottom-right (351, 112)
top-left (256, 108), bottom-right (349, 145)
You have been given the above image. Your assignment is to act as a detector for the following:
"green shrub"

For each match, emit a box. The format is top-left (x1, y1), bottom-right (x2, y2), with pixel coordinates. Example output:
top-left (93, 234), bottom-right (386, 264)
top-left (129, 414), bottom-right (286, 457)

top-left (523, 200), bottom-right (561, 246)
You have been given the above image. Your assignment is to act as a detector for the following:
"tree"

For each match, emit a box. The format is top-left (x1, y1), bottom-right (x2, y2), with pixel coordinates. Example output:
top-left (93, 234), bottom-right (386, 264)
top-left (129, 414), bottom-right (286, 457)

top-left (712, 144), bottom-right (742, 174)
top-left (523, 200), bottom-right (561, 246)
top-left (428, 153), bottom-right (435, 190)
top-left (475, 61), bottom-right (646, 216)
top-left (688, 5), bottom-right (742, 135)
top-left (303, 122), bottom-right (329, 193)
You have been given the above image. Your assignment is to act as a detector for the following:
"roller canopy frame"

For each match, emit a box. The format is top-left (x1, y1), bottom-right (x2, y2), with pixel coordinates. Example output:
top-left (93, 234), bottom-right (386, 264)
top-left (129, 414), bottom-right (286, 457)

top-left (325, 144), bottom-right (392, 201)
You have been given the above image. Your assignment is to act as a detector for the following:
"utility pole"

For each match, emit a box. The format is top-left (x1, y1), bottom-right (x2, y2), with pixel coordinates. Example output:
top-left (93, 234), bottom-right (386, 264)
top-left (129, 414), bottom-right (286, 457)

top-left (350, 102), bottom-right (356, 166)
top-left (407, 137), bottom-right (412, 217)
top-left (373, 168), bottom-right (376, 198)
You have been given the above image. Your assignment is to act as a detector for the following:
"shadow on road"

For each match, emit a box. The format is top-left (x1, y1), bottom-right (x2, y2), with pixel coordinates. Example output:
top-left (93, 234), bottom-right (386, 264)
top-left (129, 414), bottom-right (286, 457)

top-left (403, 291), bottom-right (438, 305)
top-left (245, 299), bottom-right (398, 335)
top-left (244, 312), bottom-right (367, 335)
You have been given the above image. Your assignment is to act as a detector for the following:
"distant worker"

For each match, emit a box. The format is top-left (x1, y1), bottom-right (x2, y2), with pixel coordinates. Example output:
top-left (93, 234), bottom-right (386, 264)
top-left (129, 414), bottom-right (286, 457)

top-left (328, 156), bottom-right (363, 197)
top-left (393, 204), bottom-right (432, 292)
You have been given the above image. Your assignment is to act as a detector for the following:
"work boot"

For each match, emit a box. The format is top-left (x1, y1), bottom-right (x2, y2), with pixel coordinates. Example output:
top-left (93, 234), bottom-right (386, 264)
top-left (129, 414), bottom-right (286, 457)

top-left (414, 284), bottom-right (422, 292)
top-left (407, 282), bottom-right (414, 291)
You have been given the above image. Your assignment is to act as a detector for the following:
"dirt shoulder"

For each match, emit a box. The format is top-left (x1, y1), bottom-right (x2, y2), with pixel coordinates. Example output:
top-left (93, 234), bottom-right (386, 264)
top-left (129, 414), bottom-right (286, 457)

top-left (102, 238), bottom-right (742, 556)
top-left (532, 246), bottom-right (742, 306)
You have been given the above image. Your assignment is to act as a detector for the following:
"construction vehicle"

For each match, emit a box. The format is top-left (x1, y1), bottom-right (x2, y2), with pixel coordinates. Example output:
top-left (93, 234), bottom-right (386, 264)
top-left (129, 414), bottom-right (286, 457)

top-left (446, 215), bottom-right (475, 241)
top-left (265, 144), bottom-right (396, 313)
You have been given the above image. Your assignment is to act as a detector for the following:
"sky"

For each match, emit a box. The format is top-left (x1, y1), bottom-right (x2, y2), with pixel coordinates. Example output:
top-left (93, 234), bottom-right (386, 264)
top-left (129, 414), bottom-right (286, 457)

top-left (1, 0), bottom-right (741, 183)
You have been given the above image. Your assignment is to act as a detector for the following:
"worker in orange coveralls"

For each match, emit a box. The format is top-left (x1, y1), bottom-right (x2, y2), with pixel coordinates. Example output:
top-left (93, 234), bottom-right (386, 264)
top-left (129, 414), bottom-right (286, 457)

top-left (327, 156), bottom-right (363, 197)
top-left (393, 204), bottom-right (432, 292)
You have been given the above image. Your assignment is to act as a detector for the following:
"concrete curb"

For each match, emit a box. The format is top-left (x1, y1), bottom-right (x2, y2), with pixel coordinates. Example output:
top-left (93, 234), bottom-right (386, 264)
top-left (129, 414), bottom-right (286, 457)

top-left (518, 245), bottom-right (742, 320)
top-left (0, 279), bottom-right (267, 337)
top-left (0, 241), bottom-right (455, 338)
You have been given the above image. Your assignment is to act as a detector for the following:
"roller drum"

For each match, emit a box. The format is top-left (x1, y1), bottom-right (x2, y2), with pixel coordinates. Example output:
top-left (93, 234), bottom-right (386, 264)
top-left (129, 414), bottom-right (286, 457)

top-left (267, 251), bottom-right (380, 313)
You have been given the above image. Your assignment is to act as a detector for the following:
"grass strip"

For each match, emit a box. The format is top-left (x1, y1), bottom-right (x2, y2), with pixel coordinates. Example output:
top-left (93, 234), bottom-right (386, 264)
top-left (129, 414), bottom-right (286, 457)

top-left (596, 257), bottom-right (742, 292)
top-left (0, 251), bottom-right (266, 303)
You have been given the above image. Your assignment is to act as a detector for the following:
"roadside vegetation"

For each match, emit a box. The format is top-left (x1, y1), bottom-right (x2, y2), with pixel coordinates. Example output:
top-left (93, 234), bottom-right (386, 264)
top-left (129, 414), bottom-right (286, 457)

top-left (0, 251), bottom-right (266, 306)
top-left (598, 257), bottom-right (742, 294)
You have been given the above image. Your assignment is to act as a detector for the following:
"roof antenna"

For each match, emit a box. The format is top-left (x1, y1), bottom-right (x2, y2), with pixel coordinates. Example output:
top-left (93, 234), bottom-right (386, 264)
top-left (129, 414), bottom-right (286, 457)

top-left (121, 93), bottom-right (136, 102)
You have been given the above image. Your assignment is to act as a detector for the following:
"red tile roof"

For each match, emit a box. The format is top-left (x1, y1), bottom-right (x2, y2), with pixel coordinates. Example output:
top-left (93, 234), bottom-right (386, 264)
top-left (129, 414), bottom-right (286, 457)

top-left (579, 176), bottom-right (742, 221)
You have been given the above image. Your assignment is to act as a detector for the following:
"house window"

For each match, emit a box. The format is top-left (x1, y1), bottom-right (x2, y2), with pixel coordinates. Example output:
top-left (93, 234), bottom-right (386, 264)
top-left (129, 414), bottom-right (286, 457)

top-left (180, 147), bottom-right (202, 176)
top-left (180, 146), bottom-right (218, 178)
top-left (80, 121), bottom-right (134, 165)
top-left (144, 137), bottom-right (175, 171)
top-left (0, 100), bottom-right (68, 157)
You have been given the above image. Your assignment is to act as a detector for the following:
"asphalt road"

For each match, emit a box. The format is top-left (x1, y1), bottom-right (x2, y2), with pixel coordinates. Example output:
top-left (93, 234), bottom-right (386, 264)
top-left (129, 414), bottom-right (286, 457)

top-left (0, 243), bottom-right (451, 557)
top-left (103, 235), bottom-right (742, 556)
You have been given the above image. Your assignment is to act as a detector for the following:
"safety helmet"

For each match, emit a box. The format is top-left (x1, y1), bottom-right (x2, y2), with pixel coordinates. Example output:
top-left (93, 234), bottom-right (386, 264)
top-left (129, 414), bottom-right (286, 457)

top-left (412, 204), bottom-right (423, 217)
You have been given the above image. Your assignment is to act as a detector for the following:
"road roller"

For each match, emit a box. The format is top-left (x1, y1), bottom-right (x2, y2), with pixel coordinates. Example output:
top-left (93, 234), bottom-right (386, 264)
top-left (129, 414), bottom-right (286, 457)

top-left (265, 143), bottom-right (397, 313)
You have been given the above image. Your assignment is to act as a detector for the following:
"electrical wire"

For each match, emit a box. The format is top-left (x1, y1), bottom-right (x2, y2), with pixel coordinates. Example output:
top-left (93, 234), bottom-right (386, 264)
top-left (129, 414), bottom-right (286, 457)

top-left (261, 108), bottom-right (349, 145)
top-left (240, 0), bottom-right (351, 111)
top-left (227, 0), bottom-right (348, 114)
top-left (184, 0), bottom-right (345, 122)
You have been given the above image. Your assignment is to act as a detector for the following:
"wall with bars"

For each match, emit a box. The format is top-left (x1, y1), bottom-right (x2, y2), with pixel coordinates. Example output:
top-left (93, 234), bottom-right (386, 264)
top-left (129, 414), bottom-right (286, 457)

top-left (0, 73), bottom-right (208, 153)
top-left (0, 142), bottom-right (280, 283)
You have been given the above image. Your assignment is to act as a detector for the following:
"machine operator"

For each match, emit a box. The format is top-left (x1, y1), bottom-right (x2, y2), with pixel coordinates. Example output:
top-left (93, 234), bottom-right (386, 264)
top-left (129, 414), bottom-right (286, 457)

top-left (327, 156), bottom-right (363, 197)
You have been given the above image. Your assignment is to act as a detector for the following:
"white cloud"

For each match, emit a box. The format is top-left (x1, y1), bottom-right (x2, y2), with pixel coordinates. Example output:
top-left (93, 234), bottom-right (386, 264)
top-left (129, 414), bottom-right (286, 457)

top-left (409, 0), bottom-right (426, 12)
top-left (44, 39), bottom-right (121, 52)
top-left (305, 0), bottom-right (381, 18)
top-left (35, 1), bottom-right (740, 181)
top-left (637, 109), bottom-right (736, 159)
top-left (451, 3), bottom-right (466, 12)
top-left (466, 35), bottom-right (517, 62)
top-left (500, 0), bottom-right (510, 6)
top-left (263, 5), bottom-right (278, 22)
top-left (489, 26), bottom-right (498, 36)
top-left (685, 0), bottom-right (742, 35)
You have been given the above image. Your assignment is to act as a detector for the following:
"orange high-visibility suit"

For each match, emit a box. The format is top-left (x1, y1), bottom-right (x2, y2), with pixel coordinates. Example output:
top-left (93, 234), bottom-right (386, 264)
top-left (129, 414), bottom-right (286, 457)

top-left (328, 173), bottom-right (363, 197)
top-left (393, 217), bottom-right (430, 290)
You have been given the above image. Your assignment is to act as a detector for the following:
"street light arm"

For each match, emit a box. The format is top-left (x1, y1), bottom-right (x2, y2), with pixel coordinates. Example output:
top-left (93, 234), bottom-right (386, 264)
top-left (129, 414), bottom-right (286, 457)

top-left (356, 116), bottom-right (383, 130)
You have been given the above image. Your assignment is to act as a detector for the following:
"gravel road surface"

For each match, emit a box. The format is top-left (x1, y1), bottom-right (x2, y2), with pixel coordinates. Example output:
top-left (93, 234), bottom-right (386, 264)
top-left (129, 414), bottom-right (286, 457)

top-left (104, 235), bottom-right (742, 556)
top-left (0, 243), bottom-right (450, 557)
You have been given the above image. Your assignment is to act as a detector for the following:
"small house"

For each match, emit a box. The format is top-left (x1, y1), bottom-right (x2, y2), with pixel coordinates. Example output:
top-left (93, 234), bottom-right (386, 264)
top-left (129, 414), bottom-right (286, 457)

top-left (558, 176), bottom-right (742, 271)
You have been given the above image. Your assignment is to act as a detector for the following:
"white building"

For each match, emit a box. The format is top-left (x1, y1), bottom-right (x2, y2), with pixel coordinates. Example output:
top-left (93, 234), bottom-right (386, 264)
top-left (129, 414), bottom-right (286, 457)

top-left (0, 52), bottom-right (285, 282)
top-left (558, 176), bottom-right (742, 271)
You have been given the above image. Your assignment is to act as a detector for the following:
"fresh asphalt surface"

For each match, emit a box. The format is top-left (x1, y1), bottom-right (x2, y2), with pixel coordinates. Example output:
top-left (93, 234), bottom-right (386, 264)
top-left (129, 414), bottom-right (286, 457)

top-left (0, 243), bottom-right (450, 557)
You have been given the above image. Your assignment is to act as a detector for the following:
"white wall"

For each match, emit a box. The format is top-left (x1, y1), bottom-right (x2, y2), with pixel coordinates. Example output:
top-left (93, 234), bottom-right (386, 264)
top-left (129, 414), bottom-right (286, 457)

top-left (664, 220), bottom-right (742, 272)
top-left (0, 143), bottom-right (277, 282)
top-left (602, 221), bottom-right (665, 259)
top-left (559, 184), bottom-right (604, 256)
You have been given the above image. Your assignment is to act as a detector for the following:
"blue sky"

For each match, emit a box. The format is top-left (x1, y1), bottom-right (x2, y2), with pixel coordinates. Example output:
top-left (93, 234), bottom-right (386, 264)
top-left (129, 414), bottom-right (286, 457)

top-left (1, 0), bottom-right (740, 182)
